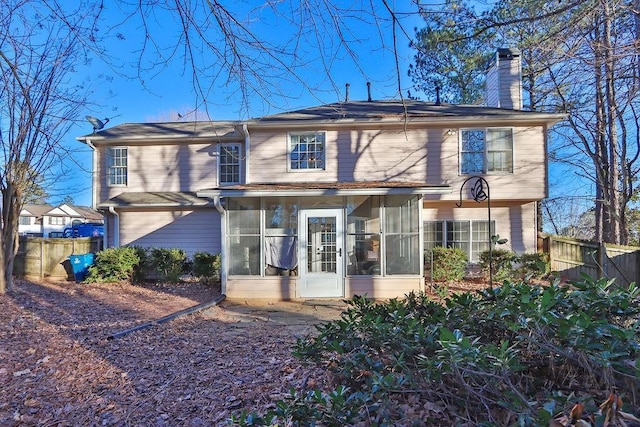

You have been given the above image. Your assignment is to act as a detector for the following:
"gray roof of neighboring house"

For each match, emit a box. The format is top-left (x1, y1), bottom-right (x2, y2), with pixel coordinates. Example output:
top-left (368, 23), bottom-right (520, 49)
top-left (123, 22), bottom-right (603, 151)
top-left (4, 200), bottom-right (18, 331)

top-left (69, 205), bottom-right (103, 221)
top-left (77, 100), bottom-right (566, 142)
top-left (98, 192), bottom-right (215, 208)
top-left (21, 204), bottom-right (54, 216)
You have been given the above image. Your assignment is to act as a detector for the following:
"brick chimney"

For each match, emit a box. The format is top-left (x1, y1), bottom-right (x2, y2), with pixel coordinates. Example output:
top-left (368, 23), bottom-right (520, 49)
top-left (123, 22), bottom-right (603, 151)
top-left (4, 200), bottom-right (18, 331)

top-left (485, 48), bottom-right (522, 110)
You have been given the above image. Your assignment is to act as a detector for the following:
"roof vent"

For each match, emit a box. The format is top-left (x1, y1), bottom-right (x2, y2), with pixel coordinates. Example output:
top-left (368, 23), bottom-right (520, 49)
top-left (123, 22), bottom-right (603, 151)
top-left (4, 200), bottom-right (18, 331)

top-left (345, 83), bottom-right (350, 102)
top-left (367, 82), bottom-right (372, 102)
top-left (435, 85), bottom-right (442, 106)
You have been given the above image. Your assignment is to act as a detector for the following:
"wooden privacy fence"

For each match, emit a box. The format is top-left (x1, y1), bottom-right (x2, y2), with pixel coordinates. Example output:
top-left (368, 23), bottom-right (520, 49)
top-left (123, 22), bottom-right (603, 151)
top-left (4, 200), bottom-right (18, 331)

top-left (540, 235), bottom-right (640, 285)
top-left (13, 236), bottom-right (103, 279)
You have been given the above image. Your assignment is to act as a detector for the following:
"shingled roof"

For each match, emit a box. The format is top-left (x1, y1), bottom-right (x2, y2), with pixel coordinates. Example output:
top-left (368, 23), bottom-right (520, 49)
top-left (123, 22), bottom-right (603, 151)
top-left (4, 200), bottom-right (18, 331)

top-left (77, 99), bottom-right (565, 142)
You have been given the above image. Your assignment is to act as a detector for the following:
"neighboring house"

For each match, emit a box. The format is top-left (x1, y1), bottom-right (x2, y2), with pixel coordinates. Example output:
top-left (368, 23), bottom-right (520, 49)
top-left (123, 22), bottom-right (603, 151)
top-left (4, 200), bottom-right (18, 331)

top-left (19, 203), bottom-right (104, 237)
top-left (18, 204), bottom-right (53, 237)
top-left (77, 48), bottom-right (565, 299)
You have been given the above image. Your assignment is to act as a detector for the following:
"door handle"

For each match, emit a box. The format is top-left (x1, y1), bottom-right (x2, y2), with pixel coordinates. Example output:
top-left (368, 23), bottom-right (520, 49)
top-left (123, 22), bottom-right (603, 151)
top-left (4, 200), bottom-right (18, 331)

top-left (338, 248), bottom-right (342, 257)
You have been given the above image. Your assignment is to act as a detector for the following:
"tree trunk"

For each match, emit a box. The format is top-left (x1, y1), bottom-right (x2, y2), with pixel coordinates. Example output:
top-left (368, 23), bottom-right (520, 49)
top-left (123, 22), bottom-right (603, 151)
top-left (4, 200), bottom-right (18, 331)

top-left (1, 185), bottom-right (22, 294)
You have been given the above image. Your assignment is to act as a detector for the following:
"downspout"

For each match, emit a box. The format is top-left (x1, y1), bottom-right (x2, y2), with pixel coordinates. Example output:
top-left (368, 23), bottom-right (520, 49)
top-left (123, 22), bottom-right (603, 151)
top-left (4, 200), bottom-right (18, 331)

top-left (109, 206), bottom-right (120, 248)
top-left (85, 138), bottom-right (105, 250)
top-left (213, 196), bottom-right (227, 295)
top-left (84, 139), bottom-right (99, 208)
top-left (240, 124), bottom-right (250, 183)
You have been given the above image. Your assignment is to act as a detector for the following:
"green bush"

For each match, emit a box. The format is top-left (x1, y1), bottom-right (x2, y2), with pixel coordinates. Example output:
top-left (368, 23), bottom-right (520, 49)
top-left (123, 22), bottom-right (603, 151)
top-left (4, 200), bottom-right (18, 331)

top-left (516, 252), bottom-right (550, 279)
top-left (130, 246), bottom-right (151, 283)
top-left (192, 251), bottom-right (221, 283)
top-left (479, 247), bottom-right (517, 281)
top-left (149, 247), bottom-right (186, 283)
top-left (427, 246), bottom-right (467, 281)
top-left (232, 277), bottom-right (640, 425)
top-left (84, 247), bottom-right (140, 283)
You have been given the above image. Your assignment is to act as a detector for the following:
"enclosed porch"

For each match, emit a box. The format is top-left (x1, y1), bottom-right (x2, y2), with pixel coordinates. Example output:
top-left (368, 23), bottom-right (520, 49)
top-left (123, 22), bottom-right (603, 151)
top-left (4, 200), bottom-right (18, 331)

top-left (198, 183), bottom-right (451, 299)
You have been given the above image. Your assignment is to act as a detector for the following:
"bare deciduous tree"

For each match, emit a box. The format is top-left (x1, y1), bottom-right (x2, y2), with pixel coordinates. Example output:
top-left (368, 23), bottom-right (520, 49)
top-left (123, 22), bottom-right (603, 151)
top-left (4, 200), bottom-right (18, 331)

top-left (0, 2), bottom-right (95, 293)
top-left (0, 0), bottom-right (424, 293)
top-left (410, 0), bottom-right (640, 245)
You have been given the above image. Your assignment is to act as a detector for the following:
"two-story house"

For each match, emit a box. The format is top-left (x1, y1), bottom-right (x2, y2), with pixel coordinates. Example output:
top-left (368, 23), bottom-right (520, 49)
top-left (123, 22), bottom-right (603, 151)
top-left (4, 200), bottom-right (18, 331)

top-left (78, 49), bottom-right (565, 299)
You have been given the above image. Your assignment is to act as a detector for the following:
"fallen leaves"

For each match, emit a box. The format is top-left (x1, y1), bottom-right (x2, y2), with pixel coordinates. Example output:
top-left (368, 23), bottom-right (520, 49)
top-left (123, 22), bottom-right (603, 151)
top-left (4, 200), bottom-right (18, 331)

top-left (0, 279), bottom-right (330, 426)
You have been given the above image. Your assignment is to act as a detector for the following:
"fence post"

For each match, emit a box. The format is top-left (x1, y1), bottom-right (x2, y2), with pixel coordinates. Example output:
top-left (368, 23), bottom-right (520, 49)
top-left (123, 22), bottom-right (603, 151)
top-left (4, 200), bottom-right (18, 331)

top-left (40, 238), bottom-right (44, 278)
top-left (598, 242), bottom-right (606, 279)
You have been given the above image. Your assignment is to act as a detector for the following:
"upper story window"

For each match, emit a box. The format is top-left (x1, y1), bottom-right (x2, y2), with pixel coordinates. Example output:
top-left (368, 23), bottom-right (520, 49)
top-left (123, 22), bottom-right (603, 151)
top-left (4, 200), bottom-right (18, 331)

top-left (108, 147), bottom-right (128, 186)
top-left (460, 128), bottom-right (513, 174)
top-left (289, 132), bottom-right (325, 170)
top-left (219, 144), bottom-right (241, 185)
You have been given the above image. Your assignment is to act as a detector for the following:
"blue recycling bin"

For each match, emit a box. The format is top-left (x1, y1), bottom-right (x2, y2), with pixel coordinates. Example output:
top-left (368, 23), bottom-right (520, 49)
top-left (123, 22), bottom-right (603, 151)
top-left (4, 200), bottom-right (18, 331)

top-left (69, 253), bottom-right (95, 281)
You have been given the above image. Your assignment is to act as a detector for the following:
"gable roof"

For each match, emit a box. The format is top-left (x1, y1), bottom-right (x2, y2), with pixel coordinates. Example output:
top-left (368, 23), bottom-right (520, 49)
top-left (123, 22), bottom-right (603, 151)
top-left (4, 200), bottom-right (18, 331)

top-left (44, 204), bottom-right (103, 221)
top-left (20, 204), bottom-right (54, 217)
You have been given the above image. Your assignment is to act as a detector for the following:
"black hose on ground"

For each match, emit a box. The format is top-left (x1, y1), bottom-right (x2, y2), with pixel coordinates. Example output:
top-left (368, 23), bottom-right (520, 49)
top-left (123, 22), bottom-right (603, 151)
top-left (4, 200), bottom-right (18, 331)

top-left (108, 294), bottom-right (226, 339)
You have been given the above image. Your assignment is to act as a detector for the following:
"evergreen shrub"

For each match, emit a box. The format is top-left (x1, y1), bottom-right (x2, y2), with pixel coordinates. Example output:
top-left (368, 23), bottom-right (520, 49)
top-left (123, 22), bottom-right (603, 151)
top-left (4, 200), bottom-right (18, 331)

top-left (428, 246), bottom-right (467, 281)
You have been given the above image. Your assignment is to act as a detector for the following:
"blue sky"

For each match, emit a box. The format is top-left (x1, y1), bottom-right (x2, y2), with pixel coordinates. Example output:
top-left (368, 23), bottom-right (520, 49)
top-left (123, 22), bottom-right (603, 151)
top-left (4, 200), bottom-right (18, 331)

top-left (59, 0), bottom-right (590, 233)
top-left (64, 1), bottom-right (422, 206)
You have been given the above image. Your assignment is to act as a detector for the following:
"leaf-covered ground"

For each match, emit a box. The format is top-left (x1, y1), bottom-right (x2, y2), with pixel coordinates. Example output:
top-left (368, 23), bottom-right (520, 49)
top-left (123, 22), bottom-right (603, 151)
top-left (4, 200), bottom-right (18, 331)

top-left (0, 278), bottom-right (340, 426)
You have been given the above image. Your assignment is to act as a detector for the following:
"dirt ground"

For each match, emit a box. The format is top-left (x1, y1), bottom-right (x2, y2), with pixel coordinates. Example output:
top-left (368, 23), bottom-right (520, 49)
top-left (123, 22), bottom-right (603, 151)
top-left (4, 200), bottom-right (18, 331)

top-left (0, 277), bottom-right (488, 426)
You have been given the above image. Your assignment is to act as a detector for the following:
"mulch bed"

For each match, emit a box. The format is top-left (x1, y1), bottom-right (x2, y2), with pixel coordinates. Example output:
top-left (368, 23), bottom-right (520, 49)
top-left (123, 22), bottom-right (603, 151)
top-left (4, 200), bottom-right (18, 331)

top-left (0, 278), bottom-right (333, 426)
top-left (0, 277), bottom-right (492, 426)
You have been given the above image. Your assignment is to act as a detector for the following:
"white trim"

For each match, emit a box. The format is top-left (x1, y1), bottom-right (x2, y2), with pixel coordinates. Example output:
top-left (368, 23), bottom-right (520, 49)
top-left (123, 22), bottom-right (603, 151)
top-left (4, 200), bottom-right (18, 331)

top-left (459, 127), bottom-right (515, 175)
top-left (218, 143), bottom-right (243, 185)
top-left (298, 208), bottom-right (344, 298)
top-left (287, 131), bottom-right (327, 172)
top-left (107, 146), bottom-right (128, 187)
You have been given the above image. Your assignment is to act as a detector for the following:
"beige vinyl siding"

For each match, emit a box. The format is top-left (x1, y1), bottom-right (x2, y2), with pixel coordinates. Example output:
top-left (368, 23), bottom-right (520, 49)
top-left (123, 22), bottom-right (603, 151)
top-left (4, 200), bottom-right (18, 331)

top-left (223, 277), bottom-right (424, 300)
top-left (97, 143), bottom-right (219, 201)
top-left (485, 57), bottom-right (522, 110)
top-left (427, 125), bottom-right (547, 201)
top-left (117, 208), bottom-right (221, 256)
top-left (422, 202), bottom-right (538, 254)
top-left (247, 129), bottom-right (429, 183)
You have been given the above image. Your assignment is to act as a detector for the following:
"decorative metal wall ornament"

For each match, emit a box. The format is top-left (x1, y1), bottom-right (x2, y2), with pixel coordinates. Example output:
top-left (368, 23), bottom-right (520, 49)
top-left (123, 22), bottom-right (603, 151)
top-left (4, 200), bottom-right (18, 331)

top-left (456, 176), bottom-right (494, 286)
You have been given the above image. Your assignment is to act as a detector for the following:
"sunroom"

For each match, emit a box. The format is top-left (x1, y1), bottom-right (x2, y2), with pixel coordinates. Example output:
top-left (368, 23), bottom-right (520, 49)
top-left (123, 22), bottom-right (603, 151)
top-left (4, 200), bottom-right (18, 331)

top-left (197, 182), bottom-right (451, 299)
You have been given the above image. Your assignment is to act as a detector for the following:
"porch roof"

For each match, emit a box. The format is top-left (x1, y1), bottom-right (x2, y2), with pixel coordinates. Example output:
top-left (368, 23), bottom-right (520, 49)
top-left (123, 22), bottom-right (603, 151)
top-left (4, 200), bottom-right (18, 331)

top-left (197, 181), bottom-right (452, 198)
top-left (98, 191), bottom-right (215, 209)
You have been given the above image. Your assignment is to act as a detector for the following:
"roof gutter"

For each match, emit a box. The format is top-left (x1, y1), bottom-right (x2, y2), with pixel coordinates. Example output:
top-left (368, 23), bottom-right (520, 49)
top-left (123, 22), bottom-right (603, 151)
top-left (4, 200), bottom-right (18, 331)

top-left (197, 186), bottom-right (452, 199)
top-left (245, 114), bottom-right (567, 130)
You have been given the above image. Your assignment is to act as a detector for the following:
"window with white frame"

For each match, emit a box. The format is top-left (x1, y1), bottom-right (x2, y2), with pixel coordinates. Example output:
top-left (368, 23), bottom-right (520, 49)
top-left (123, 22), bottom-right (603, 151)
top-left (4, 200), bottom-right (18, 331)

top-left (108, 147), bottom-right (128, 186)
top-left (385, 195), bottom-right (421, 275)
top-left (49, 216), bottom-right (65, 225)
top-left (289, 132), bottom-right (325, 170)
top-left (424, 220), bottom-right (495, 263)
top-left (461, 128), bottom-right (513, 174)
top-left (19, 216), bottom-right (31, 225)
top-left (219, 144), bottom-right (241, 185)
